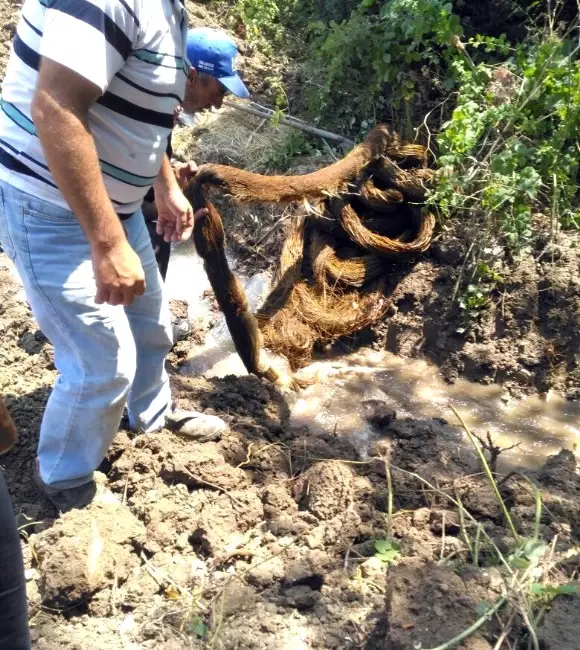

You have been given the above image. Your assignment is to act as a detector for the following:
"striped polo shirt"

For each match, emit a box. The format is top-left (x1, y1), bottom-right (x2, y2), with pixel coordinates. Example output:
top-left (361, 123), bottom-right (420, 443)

top-left (0, 0), bottom-right (188, 215)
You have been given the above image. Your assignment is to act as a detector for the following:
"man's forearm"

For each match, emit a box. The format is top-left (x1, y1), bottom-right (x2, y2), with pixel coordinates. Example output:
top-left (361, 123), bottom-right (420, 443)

top-left (31, 90), bottom-right (126, 251)
top-left (153, 153), bottom-right (180, 195)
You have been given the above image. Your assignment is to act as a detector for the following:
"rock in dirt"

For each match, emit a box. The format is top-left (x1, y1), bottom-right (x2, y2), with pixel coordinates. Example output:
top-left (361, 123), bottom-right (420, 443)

top-left (283, 549), bottom-right (330, 589)
top-left (538, 449), bottom-right (579, 494)
top-left (247, 554), bottom-right (286, 588)
top-left (505, 451), bottom-right (580, 540)
top-left (33, 494), bottom-right (145, 607)
top-left (363, 399), bottom-right (397, 430)
top-left (430, 240), bottom-right (464, 265)
top-left (294, 461), bottom-right (354, 521)
top-left (282, 585), bottom-right (321, 610)
top-left (318, 509), bottom-right (362, 553)
top-left (360, 556), bottom-right (385, 580)
top-left (262, 483), bottom-right (298, 519)
top-left (160, 443), bottom-right (251, 492)
top-left (219, 582), bottom-right (257, 616)
top-left (539, 591), bottom-right (580, 650)
top-left (430, 509), bottom-right (461, 535)
top-left (385, 563), bottom-right (494, 650)
top-left (191, 490), bottom-right (263, 555)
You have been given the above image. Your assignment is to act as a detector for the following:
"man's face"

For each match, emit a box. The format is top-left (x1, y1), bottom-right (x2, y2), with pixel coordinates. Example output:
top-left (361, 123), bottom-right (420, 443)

top-left (181, 69), bottom-right (227, 114)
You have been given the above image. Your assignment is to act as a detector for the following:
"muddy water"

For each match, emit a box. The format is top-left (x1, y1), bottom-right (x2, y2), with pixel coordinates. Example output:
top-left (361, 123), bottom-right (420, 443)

top-left (166, 246), bottom-right (580, 471)
top-left (290, 349), bottom-right (580, 470)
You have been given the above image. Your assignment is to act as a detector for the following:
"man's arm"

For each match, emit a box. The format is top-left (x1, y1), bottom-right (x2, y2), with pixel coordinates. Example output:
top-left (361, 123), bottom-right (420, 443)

top-left (31, 58), bottom-right (145, 307)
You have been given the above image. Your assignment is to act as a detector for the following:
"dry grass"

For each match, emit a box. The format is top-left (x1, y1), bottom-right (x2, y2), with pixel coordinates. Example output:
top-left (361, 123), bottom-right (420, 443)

top-left (171, 107), bottom-right (293, 172)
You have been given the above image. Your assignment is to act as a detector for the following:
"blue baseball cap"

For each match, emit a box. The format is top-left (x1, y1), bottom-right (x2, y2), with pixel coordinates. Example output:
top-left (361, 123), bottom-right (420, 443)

top-left (186, 27), bottom-right (250, 99)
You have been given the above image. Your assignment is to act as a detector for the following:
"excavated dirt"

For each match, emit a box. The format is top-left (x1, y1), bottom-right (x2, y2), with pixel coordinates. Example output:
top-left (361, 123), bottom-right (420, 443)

top-left (1, 2), bottom-right (579, 648)
top-left (370, 230), bottom-right (580, 399)
top-left (2, 248), bottom-right (580, 648)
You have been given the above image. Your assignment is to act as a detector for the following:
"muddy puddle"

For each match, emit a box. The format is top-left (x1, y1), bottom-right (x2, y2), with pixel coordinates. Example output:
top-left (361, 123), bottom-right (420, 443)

top-left (166, 245), bottom-right (580, 472)
top-left (290, 350), bottom-right (580, 470)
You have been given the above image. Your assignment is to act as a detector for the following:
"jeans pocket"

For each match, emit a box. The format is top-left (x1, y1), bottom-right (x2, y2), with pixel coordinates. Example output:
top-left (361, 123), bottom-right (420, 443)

top-left (22, 193), bottom-right (77, 225)
top-left (0, 186), bottom-right (17, 261)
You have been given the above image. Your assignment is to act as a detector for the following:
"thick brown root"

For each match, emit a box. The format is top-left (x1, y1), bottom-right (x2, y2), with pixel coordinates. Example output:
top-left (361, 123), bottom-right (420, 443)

top-left (338, 204), bottom-right (436, 257)
top-left (310, 231), bottom-right (386, 288)
top-left (193, 125), bottom-right (394, 204)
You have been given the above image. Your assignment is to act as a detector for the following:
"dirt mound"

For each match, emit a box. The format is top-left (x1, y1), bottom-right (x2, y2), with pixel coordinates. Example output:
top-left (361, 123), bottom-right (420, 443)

top-left (294, 461), bottom-right (354, 520)
top-left (33, 484), bottom-right (145, 608)
top-left (386, 563), bottom-right (496, 649)
top-left (539, 590), bottom-right (580, 650)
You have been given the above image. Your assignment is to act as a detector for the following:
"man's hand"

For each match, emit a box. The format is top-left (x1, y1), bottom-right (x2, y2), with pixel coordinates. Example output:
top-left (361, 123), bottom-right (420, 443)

top-left (92, 240), bottom-right (146, 306)
top-left (154, 155), bottom-right (208, 242)
top-left (173, 160), bottom-right (199, 191)
top-left (154, 186), bottom-right (196, 243)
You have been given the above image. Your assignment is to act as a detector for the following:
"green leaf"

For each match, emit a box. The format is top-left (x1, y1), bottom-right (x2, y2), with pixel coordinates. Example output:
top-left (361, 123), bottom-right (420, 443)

top-left (521, 539), bottom-right (547, 561)
top-left (512, 557), bottom-right (531, 570)
top-left (375, 539), bottom-right (400, 554)
top-left (374, 539), bottom-right (401, 564)
top-left (475, 600), bottom-right (492, 617)
top-left (531, 583), bottom-right (578, 598)
top-left (188, 616), bottom-right (208, 639)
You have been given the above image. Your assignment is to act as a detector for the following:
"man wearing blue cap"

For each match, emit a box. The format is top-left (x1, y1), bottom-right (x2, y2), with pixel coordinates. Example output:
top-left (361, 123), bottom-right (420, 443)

top-left (0, 0), bottom-right (250, 513)
top-left (145, 27), bottom-right (250, 281)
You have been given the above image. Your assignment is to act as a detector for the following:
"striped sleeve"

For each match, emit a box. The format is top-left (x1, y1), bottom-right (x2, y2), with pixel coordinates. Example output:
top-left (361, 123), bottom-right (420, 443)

top-left (39, 0), bottom-right (139, 93)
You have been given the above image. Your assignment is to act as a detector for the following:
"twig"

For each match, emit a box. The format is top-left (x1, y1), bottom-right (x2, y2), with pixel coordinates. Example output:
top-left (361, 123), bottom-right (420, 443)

top-left (455, 489), bottom-right (474, 557)
top-left (451, 406), bottom-right (520, 543)
top-left (321, 138), bottom-right (339, 162)
top-left (383, 455), bottom-right (394, 539)
top-left (450, 241), bottom-right (475, 307)
top-left (252, 208), bottom-right (292, 248)
top-left (207, 533), bottom-right (305, 648)
top-left (140, 551), bottom-right (184, 594)
top-left (493, 610), bottom-right (517, 650)
top-left (175, 462), bottom-right (246, 508)
top-left (223, 98), bottom-right (354, 147)
top-left (440, 511), bottom-right (446, 561)
top-left (245, 118), bottom-right (267, 148)
top-left (472, 430), bottom-right (521, 475)
top-left (394, 465), bottom-right (513, 573)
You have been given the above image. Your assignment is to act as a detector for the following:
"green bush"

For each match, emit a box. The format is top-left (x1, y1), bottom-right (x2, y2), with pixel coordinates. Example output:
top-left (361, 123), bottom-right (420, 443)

top-left (431, 29), bottom-right (580, 252)
top-left (305, 0), bottom-right (463, 132)
top-left (260, 130), bottom-right (316, 172)
top-left (216, 0), bottom-right (579, 326)
top-left (224, 0), bottom-right (298, 53)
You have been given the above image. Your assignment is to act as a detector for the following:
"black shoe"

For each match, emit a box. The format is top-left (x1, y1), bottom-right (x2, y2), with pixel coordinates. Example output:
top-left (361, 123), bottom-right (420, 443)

top-left (34, 461), bottom-right (97, 513)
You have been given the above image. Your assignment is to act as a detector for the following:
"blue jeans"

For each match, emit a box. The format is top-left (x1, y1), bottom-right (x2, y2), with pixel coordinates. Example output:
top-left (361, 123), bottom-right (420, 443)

top-left (0, 179), bottom-right (173, 489)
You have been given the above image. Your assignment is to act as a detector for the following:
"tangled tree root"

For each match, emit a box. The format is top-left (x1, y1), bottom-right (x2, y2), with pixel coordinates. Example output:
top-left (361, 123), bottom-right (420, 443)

top-left (186, 124), bottom-right (435, 387)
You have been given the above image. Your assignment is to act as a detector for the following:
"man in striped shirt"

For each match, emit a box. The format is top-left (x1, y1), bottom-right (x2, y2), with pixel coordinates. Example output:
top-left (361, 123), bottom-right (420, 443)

top-left (0, 2), bottom-right (249, 512)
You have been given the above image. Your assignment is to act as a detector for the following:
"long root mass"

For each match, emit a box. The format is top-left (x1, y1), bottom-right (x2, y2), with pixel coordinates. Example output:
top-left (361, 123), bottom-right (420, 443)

top-left (185, 124), bottom-right (435, 386)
